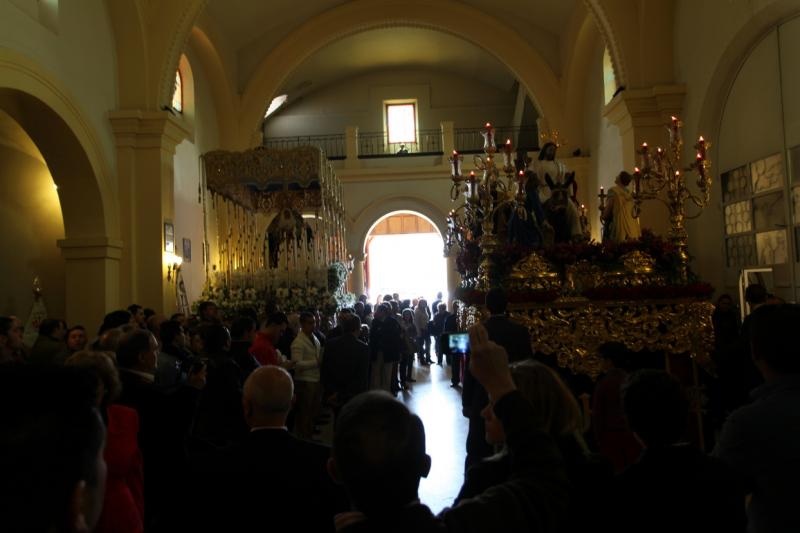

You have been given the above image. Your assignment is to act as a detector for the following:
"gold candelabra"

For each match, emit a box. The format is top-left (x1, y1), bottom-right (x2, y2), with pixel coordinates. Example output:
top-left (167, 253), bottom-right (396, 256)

top-left (622, 116), bottom-right (712, 283)
top-left (446, 123), bottom-right (528, 288)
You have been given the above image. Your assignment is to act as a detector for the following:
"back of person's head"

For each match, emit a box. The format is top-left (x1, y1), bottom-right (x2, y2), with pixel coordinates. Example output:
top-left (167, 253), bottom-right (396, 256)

top-left (265, 311), bottom-right (288, 327)
top-left (243, 366), bottom-right (294, 423)
top-left (0, 365), bottom-right (106, 532)
top-left (382, 294), bottom-right (393, 302)
top-left (127, 304), bottom-right (142, 316)
top-left (65, 350), bottom-right (122, 409)
top-left (750, 303), bottom-right (800, 375)
top-left (332, 391), bottom-right (430, 517)
top-left (200, 324), bottom-right (231, 354)
top-left (745, 283), bottom-right (768, 305)
top-left (39, 318), bottom-right (62, 338)
top-left (510, 360), bottom-right (583, 438)
top-left (618, 171), bottom-right (633, 186)
top-left (622, 369), bottom-right (688, 448)
top-left (485, 287), bottom-right (508, 314)
top-left (342, 314), bottom-right (362, 335)
top-left (230, 316), bottom-right (257, 340)
top-left (116, 328), bottom-right (153, 368)
top-left (159, 319), bottom-right (183, 348)
top-left (99, 310), bottom-right (132, 335)
top-left (598, 341), bottom-right (630, 370)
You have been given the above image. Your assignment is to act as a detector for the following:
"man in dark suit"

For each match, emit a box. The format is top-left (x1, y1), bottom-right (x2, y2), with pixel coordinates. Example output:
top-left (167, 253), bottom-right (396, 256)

top-left (462, 288), bottom-right (533, 469)
top-left (322, 314), bottom-right (370, 416)
top-left (369, 303), bottom-right (403, 392)
top-left (616, 370), bottom-right (746, 533)
top-left (116, 328), bottom-right (205, 528)
top-left (195, 366), bottom-right (346, 531)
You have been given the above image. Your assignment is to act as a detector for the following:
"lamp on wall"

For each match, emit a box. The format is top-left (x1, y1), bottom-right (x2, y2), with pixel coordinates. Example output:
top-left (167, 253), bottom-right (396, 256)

top-left (165, 252), bottom-right (183, 282)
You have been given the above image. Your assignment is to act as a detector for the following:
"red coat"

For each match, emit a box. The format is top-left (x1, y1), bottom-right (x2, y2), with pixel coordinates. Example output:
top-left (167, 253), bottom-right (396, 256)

top-left (95, 404), bottom-right (144, 533)
top-left (250, 331), bottom-right (279, 366)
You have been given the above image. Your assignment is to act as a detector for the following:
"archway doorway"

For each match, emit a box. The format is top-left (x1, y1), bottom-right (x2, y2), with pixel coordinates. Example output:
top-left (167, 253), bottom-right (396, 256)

top-left (0, 110), bottom-right (65, 320)
top-left (364, 211), bottom-right (447, 305)
top-left (0, 77), bottom-right (118, 330)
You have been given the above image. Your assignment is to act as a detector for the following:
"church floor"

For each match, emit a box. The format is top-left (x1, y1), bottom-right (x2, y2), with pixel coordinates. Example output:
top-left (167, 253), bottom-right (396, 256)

top-left (316, 361), bottom-right (469, 514)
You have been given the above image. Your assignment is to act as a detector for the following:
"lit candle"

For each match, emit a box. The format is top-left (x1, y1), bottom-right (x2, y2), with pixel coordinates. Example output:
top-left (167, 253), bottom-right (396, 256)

top-left (640, 142), bottom-right (650, 170)
top-left (633, 167), bottom-right (642, 195)
top-left (503, 139), bottom-right (513, 168)
top-left (450, 150), bottom-right (462, 178)
top-left (482, 122), bottom-right (495, 150)
top-left (697, 136), bottom-right (706, 160)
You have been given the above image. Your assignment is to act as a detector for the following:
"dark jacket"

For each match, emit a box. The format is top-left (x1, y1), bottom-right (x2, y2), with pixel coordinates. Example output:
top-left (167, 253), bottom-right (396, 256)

top-left (321, 334), bottom-right (370, 405)
top-left (370, 315), bottom-right (403, 363)
top-left (339, 391), bottom-right (569, 532)
top-left (229, 340), bottom-right (260, 380)
top-left (192, 428), bottom-right (347, 532)
top-left (193, 352), bottom-right (248, 446)
top-left (615, 444), bottom-right (746, 533)
top-left (28, 335), bottom-right (68, 365)
top-left (117, 369), bottom-right (199, 523)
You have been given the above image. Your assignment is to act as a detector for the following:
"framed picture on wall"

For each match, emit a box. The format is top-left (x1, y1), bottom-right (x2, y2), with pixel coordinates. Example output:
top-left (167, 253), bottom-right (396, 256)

top-left (164, 222), bottom-right (175, 253)
top-left (183, 238), bottom-right (192, 262)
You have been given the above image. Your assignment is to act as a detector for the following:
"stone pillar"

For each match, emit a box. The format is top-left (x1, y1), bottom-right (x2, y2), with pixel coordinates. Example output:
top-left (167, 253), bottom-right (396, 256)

top-left (58, 237), bottom-right (123, 333)
top-left (109, 110), bottom-right (190, 315)
top-left (350, 253), bottom-right (365, 297)
top-left (441, 121), bottom-right (455, 155)
top-left (604, 85), bottom-right (686, 235)
top-left (345, 126), bottom-right (360, 169)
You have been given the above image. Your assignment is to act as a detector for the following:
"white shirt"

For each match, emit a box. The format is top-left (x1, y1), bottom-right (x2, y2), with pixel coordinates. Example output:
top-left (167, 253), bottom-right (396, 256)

top-left (291, 331), bottom-right (321, 382)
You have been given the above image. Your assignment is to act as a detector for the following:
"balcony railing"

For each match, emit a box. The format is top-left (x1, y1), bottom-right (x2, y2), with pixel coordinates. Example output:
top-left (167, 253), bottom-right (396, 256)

top-left (262, 133), bottom-right (346, 160)
top-left (357, 129), bottom-right (443, 158)
top-left (262, 124), bottom-right (540, 161)
top-left (454, 125), bottom-right (539, 154)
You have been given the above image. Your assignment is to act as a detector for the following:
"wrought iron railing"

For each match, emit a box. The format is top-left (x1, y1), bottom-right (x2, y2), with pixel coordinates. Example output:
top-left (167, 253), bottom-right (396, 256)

top-left (454, 125), bottom-right (539, 154)
top-left (262, 133), bottom-right (347, 160)
top-left (357, 128), bottom-right (443, 158)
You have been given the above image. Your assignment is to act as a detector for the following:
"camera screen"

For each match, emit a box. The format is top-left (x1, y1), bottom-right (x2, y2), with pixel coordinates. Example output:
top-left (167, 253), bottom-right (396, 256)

top-left (448, 332), bottom-right (470, 354)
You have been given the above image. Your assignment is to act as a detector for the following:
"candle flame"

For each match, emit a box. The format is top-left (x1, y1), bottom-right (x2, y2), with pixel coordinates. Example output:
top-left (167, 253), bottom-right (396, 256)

top-left (452, 150), bottom-right (458, 155)
top-left (699, 136), bottom-right (705, 142)
top-left (634, 167), bottom-right (640, 173)
top-left (506, 139), bottom-right (511, 144)
top-left (642, 142), bottom-right (648, 148)
top-left (485, 122), bottom-right (491, 128)
top-left (671, 116), bottom-right (677, 122)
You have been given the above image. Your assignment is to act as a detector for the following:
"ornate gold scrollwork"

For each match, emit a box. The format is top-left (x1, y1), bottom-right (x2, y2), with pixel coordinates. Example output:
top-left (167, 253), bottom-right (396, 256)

top-left (508, 252), bottom-right (560, 290)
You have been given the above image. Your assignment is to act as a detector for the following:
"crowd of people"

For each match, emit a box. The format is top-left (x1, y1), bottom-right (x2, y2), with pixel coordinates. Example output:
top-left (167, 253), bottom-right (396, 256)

top-left (1, 284), bottom-right (798, 533)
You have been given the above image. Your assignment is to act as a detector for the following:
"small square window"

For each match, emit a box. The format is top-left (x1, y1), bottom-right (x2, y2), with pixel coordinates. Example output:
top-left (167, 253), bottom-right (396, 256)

top-left (386, 103), bottom-right (416, 144)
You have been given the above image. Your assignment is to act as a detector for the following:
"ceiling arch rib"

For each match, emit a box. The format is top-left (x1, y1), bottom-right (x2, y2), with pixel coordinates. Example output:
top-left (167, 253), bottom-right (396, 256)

top-left (237, 0), bottom-right (566, 149)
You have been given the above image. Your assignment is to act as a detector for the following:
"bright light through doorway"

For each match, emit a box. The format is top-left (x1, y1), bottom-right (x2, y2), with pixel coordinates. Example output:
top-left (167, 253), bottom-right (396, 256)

top-left (368, 232), bottom-right (447, 304)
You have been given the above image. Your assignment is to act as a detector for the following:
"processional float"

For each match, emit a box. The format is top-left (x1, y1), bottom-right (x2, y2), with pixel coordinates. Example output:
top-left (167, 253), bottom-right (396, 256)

top-left (447, 120), bottom-right (715, 446)
top-left (198, 146), bottom-right (353, 314)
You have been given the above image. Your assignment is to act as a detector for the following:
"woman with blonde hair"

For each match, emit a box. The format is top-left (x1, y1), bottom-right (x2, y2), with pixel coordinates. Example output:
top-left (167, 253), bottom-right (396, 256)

top-left (66, 351), bottom-right (144, 533)
top-left (456, 360), bottom-right (612, 532)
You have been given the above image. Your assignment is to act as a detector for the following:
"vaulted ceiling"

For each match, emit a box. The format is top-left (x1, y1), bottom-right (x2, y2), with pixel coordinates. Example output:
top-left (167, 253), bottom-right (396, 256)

top-left (204, 0), bottom-right (579, 97)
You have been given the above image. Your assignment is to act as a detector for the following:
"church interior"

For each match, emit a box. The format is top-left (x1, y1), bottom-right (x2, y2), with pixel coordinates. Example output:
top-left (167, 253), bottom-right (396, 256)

top-left (2, 1), bottom-right (800, 532)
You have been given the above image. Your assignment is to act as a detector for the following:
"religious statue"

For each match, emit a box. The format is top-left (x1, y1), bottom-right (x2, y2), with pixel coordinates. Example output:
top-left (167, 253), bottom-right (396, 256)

top-left (601, 171), bottom-right (641, 242)
top-left (534, 142), bottom-right (582, 243)
top-left (508, 166), bottom-right (545, 247)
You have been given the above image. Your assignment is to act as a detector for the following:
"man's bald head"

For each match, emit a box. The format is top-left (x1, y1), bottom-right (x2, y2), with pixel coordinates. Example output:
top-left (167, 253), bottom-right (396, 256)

top-left (242, 366), bottom-right (294, 427)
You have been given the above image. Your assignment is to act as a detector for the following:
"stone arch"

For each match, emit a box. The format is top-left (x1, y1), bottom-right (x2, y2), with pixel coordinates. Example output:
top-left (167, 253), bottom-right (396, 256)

top-left (188, 25), bottom-right (239, 148)
top-left (696, 3), bottom-right (800, 158)
top-left (0, 49), bottom-right (121, 326)
top-left (238, 0), bottom-right (565, 148)
top-left (349, 196), bottom-right (448, 257)
top-left (583, 0), bottom-right (628, 90)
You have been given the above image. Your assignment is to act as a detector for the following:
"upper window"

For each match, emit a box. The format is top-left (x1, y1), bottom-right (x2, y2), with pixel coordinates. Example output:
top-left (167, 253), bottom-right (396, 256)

top-left (172, 70), bottom-right (183, 113)
top-left (386, 102), bottom-right (417, 144)
top-left (603, 48), bottom-right (616, 105)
